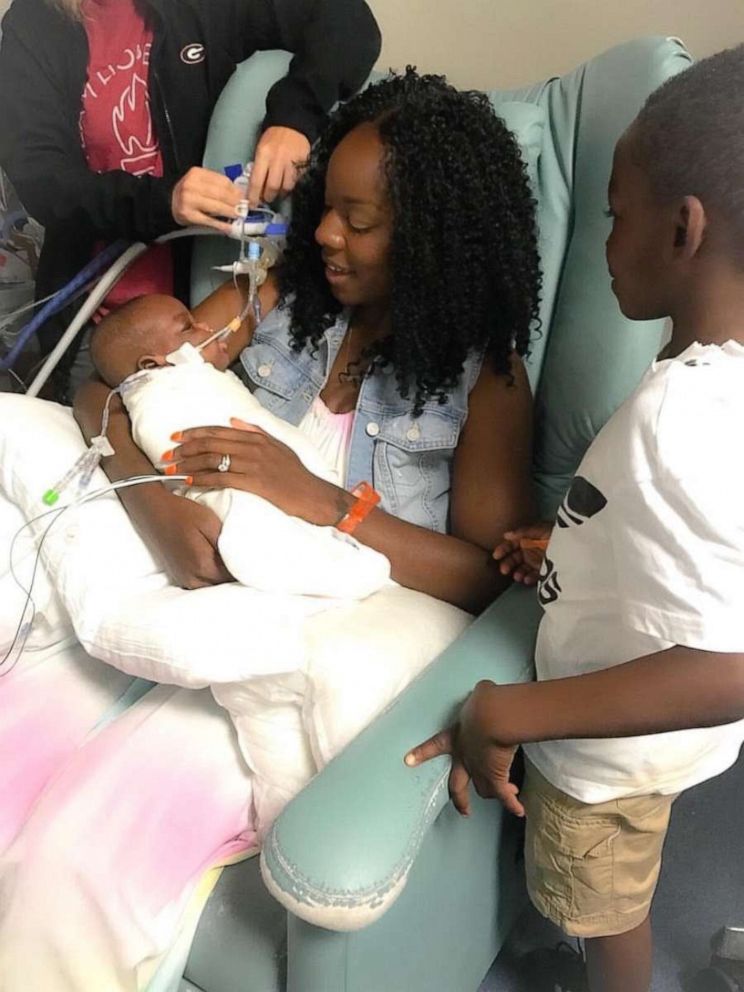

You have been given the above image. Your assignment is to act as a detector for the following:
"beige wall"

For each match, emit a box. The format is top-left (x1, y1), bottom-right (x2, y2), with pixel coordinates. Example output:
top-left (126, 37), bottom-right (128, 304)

top-left (369, 0), bottom-right (744, 90)
top-left (2, 1), bottom-right (742, 86)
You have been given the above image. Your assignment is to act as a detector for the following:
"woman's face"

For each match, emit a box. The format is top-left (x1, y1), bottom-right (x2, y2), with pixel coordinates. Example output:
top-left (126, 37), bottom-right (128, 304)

top-left (315, 122), bottom-right (393, 309)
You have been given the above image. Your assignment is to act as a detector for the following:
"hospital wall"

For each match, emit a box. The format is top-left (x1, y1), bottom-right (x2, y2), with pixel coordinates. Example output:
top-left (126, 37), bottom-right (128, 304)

top-left (367, 0), bottom-right (744, 88)
top-left (1, 1), bottom-right (742, 86)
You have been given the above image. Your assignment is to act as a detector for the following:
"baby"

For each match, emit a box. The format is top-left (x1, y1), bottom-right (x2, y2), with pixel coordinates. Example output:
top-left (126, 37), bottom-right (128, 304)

top-left (89, 295), bottom-right (389, 599)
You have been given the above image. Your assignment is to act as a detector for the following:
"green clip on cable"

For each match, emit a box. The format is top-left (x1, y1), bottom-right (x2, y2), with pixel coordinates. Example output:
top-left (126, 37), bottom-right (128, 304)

top-left (42, 434), bottom-right (115, 506)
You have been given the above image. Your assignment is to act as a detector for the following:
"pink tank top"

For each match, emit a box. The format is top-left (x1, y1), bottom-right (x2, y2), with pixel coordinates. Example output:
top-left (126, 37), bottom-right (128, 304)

top-left (298, 397), bottom-right (355, 485)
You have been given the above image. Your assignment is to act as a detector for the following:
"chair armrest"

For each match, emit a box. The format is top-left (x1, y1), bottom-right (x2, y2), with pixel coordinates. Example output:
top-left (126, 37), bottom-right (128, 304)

top-left (260, 584), bottom-right (541, 930)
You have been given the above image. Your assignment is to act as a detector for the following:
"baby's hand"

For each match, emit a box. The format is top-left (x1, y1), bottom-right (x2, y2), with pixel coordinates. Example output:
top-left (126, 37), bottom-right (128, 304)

top-left (492, 521), bottom-right (553, 586)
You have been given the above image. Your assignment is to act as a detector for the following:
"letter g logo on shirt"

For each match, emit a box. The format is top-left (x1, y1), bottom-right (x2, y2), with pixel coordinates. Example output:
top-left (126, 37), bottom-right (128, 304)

top-left (180, 44), bottom-right (205, 65)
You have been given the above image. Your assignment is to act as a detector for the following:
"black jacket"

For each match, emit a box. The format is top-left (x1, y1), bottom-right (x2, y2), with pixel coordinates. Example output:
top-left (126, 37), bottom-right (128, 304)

top-left (0, 0), bottom-right (380, 352)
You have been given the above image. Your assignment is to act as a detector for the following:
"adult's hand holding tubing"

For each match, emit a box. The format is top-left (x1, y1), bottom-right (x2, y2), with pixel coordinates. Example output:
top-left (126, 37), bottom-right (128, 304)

top-left (171, 167), bottom-right (242, 234)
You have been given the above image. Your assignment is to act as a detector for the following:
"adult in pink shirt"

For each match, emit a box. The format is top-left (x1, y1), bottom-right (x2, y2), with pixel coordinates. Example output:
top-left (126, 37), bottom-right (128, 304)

top-left (0, 0), bottom-right (381, 395)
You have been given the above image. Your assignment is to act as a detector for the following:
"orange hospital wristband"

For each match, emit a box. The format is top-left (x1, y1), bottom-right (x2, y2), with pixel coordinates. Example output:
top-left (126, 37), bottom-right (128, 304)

top-left (519, 537), bottom-right (550, 551)
top-left (335, 481), bottom-right (380, 534)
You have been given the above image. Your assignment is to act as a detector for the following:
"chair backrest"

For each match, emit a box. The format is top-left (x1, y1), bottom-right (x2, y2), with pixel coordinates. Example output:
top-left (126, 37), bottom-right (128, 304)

top-left (193, 37), bottom-right (693, 517)
top-left (490, 37), bottom-right (692, 515)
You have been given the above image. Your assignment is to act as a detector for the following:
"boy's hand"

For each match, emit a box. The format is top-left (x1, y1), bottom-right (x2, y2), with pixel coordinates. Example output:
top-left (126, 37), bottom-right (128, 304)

top-left (405, 681), bottom-right (524, 818)
top-left (492, 520), bottom-right (553, 585)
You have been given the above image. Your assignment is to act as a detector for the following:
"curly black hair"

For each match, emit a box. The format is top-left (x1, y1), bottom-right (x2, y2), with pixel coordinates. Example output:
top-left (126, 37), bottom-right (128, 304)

top-left (279, 68), bottom-right (541, 412)
top-left (633, 44), bottom-right (744, 265)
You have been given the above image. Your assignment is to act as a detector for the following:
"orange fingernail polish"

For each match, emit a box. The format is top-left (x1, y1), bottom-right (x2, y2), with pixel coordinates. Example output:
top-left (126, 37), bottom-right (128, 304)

top-left (165, 465), bottom-right (177, 476)
top-left (185, 476), bottom-right (194, 485)
top-left (161, 450), bottom-right (174, 462)
top-left (170, 431), bottom-right (183, 442)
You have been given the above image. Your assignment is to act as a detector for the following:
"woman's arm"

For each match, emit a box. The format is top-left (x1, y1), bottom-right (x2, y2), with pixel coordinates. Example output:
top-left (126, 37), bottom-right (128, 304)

top-left (70, 274), bottom-right (283, 585)
top-left (226, 0), bottom-right (381, 144)
top-left (347, 356), bottom-right (536, 612)
top-left (167, 355), bottom-right (536, 613)
top-left (73, 381), bottom-right (231, 588)
top-left (207, 0), bottom-right (380, 202)
top-left (192, 270), bottom-right (281, 364)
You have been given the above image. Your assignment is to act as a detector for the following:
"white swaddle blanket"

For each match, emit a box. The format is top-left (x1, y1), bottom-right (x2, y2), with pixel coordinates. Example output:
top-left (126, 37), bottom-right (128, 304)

top-left (123, 357), bottom-right (390, 599)
top-left (0, 393), bottom-right (471, 841)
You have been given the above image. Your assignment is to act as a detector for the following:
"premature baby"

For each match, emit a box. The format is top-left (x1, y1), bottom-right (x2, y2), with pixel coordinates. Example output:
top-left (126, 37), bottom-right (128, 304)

top-left (89, 295), bottom-right (389, 599)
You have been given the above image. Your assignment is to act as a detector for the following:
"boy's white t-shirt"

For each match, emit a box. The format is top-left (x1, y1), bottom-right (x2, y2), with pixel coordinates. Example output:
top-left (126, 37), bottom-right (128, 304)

top-left (525, 340), bottom-right (744, 803)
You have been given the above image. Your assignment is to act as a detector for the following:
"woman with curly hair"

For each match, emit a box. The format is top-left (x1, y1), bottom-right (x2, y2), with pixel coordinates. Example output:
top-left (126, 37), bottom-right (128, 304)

top-left (0, 70), bottom-right (540, 990)
top-left (79, 67), bottom-right (541, 613)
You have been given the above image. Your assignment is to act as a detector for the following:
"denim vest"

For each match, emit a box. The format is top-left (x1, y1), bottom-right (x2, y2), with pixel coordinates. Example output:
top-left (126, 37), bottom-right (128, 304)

top-left (239, 306), bottom-right (484, 533)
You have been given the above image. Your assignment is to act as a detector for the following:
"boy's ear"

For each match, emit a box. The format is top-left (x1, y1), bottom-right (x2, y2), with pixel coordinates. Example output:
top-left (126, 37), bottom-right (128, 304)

top-left (137, 353), bottom-right (168, 370)
top-left (673, 196), bottom-right (706, 259)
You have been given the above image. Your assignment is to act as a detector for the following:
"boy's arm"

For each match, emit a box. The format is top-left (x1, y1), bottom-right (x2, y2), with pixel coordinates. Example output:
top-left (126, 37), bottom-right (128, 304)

top-left (406, 646), bottom-right (744, 816)
top-left (460, 645), bottom-right (744, 748)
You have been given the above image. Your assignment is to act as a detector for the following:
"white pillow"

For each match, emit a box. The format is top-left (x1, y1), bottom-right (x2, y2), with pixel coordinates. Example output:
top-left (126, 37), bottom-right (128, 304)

top-left (0, 484), bottom-right (72, 654)
top-left (302, 585), bottom-right (471, 764)
top-left (1, 396), bottom-right (473, 844)
top-left (0, 395), bottom-right (326, 686)
top-left (213, 585), bottom-right (471, 836)
top-left (212, 668), bottom-right (316, 840)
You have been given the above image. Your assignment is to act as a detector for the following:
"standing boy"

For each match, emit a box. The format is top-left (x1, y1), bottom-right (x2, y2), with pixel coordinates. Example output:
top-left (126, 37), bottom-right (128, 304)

top-left (407, 45), bottom-right (744, 992)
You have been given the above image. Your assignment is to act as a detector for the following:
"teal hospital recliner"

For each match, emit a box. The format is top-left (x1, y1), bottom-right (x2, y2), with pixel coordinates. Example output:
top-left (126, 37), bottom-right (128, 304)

top-left (180, 36), bottom-right (692, 992)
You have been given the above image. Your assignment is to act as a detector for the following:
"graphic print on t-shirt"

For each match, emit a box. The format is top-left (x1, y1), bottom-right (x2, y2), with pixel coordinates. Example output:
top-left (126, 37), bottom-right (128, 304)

top-left (556, 476), bottom-right (607, 528)
top-left (538, 554), bottom-right (561, 606)
top-left (539, 475), bottom-right (608, 607)
top-left (78, 0), bottom-right (174, 310)
top-left (80, 42), bottom-right (161, 176)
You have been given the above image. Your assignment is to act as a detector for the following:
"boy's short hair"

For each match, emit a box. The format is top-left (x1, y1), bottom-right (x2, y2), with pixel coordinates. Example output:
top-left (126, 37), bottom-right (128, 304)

top-left (634, 44), bottom-right (744, 261)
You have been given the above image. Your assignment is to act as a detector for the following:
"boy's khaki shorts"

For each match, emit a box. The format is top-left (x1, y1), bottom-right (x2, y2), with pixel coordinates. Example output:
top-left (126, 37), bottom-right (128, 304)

top-left (521, 760), bottom-right (677, 938)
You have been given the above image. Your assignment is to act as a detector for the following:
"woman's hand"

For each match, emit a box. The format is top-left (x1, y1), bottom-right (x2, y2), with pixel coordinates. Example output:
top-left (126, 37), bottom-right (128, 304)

top-left (248, 127), bottom-right (311, 205)
top-left (73, 381), bottom-right (231, 589)
top-left (492, 520), bottom-right (553, 585)
top-left (171, 166), bottom-right (242, 233)
top-left (131, 487), bottom-right (233, 589)
top-left (162, 419), bottom-right (345, 525)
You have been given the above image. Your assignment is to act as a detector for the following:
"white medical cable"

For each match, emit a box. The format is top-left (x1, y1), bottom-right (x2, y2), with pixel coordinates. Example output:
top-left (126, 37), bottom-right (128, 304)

top-left (42, 387), bottom-right (121, 505)
top-left (26, 242), bottom-right (147, 398)
top-left (0, 271), bottom-right (106, 327)
top-left (5, 368), bottom-right (27, 392)
top-left (0, 287), bottom-right (65, 323)
top-left (2, 473), bottom-right (190, 676)
top-left (26, 226), bottom-right (221, 398)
